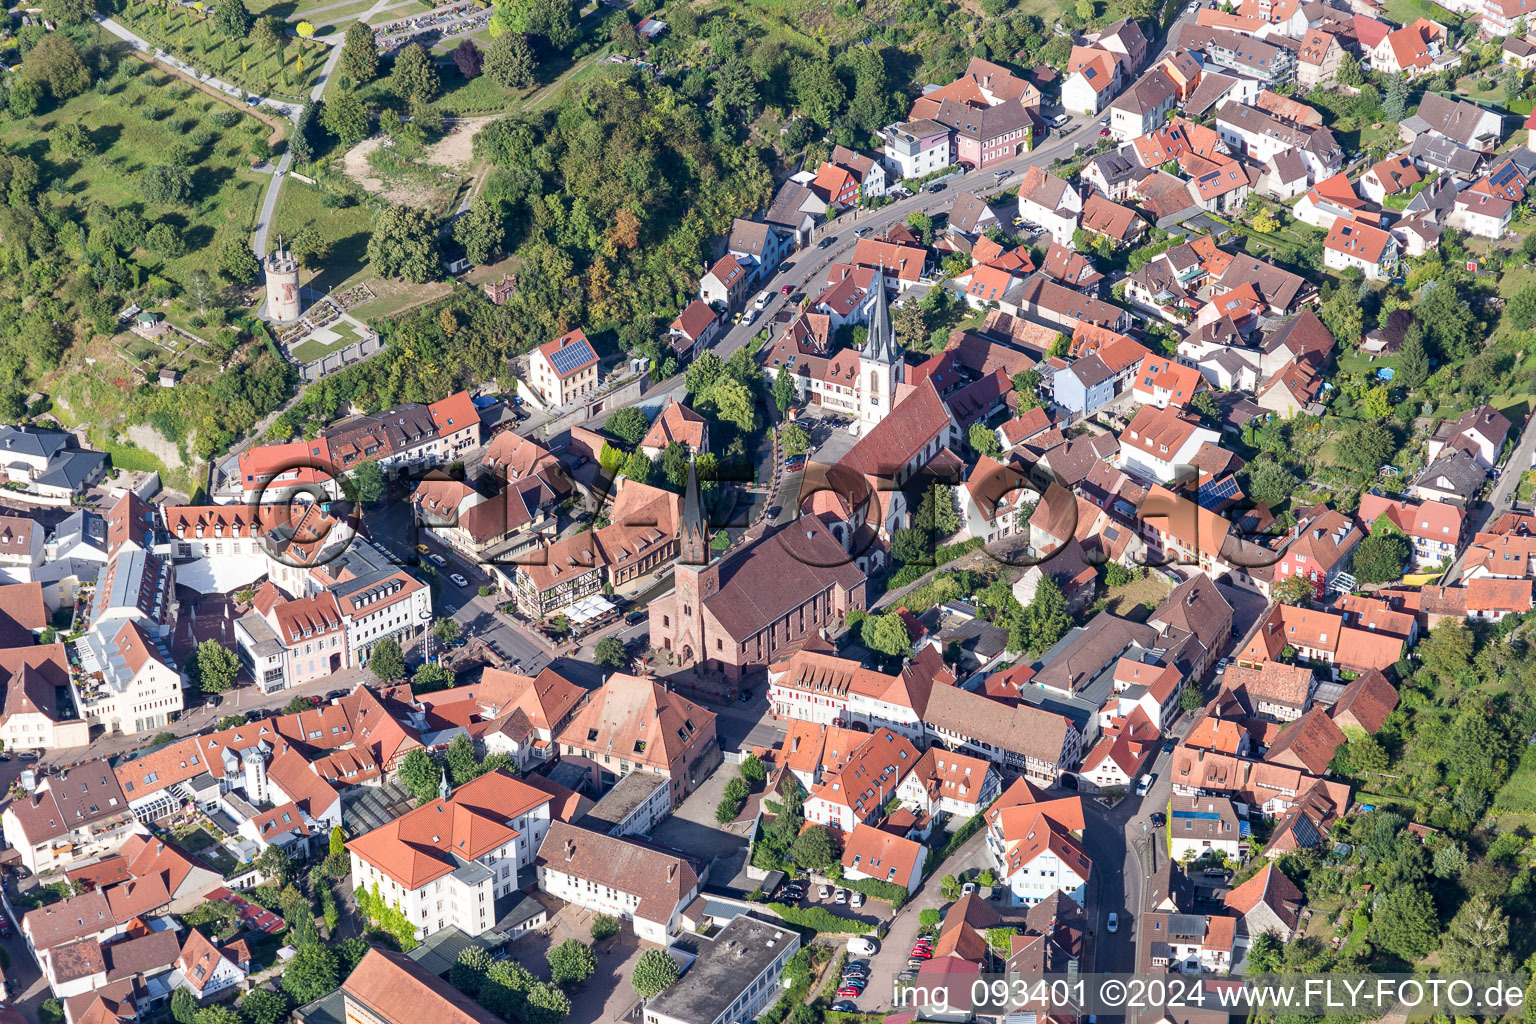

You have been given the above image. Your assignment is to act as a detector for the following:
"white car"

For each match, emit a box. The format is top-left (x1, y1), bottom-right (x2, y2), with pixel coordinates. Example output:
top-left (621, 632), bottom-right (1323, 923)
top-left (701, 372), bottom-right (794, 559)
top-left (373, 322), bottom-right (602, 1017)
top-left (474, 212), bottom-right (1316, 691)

top-left (818, 884), bottom-right (831, 900)
top-left (1107, 912), bottom-right (1119, 933)
top-left (428, 553), bottom-right (447, 567)
top-left (850, 891), bottom-right (865, 909)
top-left (834, 889), bottom-right (848, 904)
top-left (848, 936), bottom-right (878, 956)
top-left (449, 573), bottom-right (469, 587)
top-left (962, 882), bottom-right (976, 896)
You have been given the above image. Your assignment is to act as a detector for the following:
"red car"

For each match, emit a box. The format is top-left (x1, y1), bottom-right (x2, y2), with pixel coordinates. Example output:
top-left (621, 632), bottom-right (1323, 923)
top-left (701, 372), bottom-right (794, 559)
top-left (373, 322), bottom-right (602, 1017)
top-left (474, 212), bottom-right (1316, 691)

top-left (837, 987), bottom-right (861, 998)
top-left (781, 284), bottom-right (792, 295)
top-left (910, 949), bottom-right (933, 959)
top-left (1099, 127), bottom-right (1111, 137)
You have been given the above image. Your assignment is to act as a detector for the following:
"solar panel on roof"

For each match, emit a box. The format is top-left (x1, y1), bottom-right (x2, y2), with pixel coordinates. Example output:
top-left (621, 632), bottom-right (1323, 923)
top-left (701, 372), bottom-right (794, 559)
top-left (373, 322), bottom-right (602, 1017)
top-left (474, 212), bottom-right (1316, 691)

top-left (548, 338), bottom-right (597, 376)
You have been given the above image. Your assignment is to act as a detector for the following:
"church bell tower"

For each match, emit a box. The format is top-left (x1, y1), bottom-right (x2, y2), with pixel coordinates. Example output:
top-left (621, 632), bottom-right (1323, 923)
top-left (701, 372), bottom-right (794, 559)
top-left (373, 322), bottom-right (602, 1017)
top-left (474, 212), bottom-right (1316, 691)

top-left (859, 269), bottom-right (903, 429)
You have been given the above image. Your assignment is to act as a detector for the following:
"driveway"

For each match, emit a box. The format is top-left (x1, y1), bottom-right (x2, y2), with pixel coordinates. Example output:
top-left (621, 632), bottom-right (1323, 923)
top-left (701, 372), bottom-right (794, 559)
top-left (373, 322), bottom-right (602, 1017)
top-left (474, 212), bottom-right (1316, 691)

top-left (855, 822), bottom-right (994, 1013)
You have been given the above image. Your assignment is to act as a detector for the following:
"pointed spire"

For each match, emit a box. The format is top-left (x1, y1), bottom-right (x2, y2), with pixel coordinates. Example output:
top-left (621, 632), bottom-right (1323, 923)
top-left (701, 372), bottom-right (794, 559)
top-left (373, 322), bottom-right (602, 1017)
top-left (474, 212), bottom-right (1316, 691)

top-left (863, 269), bottom-right (899, 365)
top-left (678, 453), bottom-right (709, 567)
top-left (438, 766), bottom-right (451, 802)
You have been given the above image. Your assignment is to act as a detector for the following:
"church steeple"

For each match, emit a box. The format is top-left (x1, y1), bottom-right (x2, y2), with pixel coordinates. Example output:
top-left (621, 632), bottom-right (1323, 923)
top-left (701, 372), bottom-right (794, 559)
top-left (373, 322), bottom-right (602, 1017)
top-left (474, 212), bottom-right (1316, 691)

top-left (438, 765), bottom-right (451, 802)
top-left (678, 454), bottom-right (709, 566)
top-left (863, 269), bottom-right (900, 365)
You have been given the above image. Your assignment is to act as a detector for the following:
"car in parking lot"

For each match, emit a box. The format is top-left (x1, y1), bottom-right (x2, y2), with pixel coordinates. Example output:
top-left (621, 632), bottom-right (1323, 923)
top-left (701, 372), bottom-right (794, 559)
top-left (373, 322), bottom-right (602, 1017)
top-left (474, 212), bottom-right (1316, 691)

top-left (449, 573), bottom-right (469, 587)
top-left (962, 882), bottom-right (976, 896)
top-left (837, 987), bottom-right (862, 999)
top-left (831, 1002), bottom-right (858, 1013)
top-left (818, 884), bottom-right (831, 900)
top-left (848, 936), bottom-right (878, 956)
top-left (850, 891), bottom-right (865, 908)
top-left (834, 889), bottom-right (847, 904)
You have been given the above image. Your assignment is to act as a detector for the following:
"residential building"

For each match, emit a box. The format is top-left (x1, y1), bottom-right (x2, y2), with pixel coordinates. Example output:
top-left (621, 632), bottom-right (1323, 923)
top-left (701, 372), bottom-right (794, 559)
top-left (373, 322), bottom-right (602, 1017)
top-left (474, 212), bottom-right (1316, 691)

top-left (1117, 405), bottom-right (1220, 484)
top-left (640, 399), bottom-right (710, 460)
top-left (1323, 220), bottom-right (1398, 280)
top-left (554, 672), bottom-right (719, 805)
top-left (528, 329), bottom-right (600, 408)
top-left (1409, 92), bottom-right (1504, 152)
top-left (1223, 863), bottom-right (1304, 940)
top-left (1, 760), bottom-right (134, 875)
top-left (1063, 46), bottom-right (1124, 115)
top-left (1017, 167), bottom-right (1084, 247)
top-left (881, 119), bottom-right (954, 180)
top-left (534, 822), bottom-right (699, 945)
top-left (1428, 405), bottom-right (1510, 469)
top-left (0, 426), bottom-right (109, 505)
top-left (668, 301), bottom-right (720, 360)
top-left (1370, 18), bottom-right (1448, 75)
top-left (984, 779), bottom-right (1091, 906)
top-left (169, 929), bottom-right (247, 1003)
top-left (1271, 505), bottom-right (1363, 595)
top-left (347, 770), bottom-right (555, 941)
top-left (840, 824), bottom-right (927, 891)
top-left (1295, 27), bottom-right (1343, 86)
top-left (0, 643), bottom-right (91, 751)
top-left (1109, 66), bottom-right (1179, 141)
top-left (1168, 795), bottom-right (1244, 862)
top-left (338, 949), bottom-right (505, 1024)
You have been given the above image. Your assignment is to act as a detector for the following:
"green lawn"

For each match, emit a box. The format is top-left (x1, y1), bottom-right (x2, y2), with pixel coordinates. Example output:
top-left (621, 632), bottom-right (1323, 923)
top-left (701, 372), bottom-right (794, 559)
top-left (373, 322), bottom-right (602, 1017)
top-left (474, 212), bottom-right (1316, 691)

top-left (1381, 0), bottom-right (1462, 24)
top-left (120, 0), bottom-right (328, 100)
top-left (272, 178), bottom-right (374, 294)
top-left (0, 65), bottom-right (269, 294)
top-left (291, 321), bottom-right (374, 362)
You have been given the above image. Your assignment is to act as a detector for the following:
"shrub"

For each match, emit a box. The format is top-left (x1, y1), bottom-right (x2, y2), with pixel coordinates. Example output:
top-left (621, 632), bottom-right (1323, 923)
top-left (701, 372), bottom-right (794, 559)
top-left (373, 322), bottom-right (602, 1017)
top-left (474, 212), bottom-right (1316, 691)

top-left (591, 914), bottom-right (619, 941)
top-left (764, 902), bottom-right (865, 933)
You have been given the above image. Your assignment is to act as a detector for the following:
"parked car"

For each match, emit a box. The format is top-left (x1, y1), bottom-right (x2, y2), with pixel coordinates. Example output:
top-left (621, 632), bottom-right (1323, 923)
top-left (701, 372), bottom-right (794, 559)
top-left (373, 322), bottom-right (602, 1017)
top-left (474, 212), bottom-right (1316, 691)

top-left (834, 889), bottom-right (848, 904)
top-left (818, 884), bottom-right (832, 900)
top-left (818, 235), bottom-right (838, 248)
top-left (962, 882), bottom-right (976, 896)
top-left (850, 891), bottom-right (865, 908)
top-left (1052, 113), bottom-right (1071, 127)
top-left (847, 936), bottom-right (878, 956)
top-left (18, 752), bottom-right (37, 761)
top-left (1137, 773), bottom-right (1156, 796)
top-left (831, 1002), bottom-right (858, 1013)
top-left (428, 553), bottom-right (447, 567)
top-left (326, 689), bottom-right (349, 701)
top-left (625, 610), bottom-right (647, 624)
top-left (742, 310), bottom-right (757, 327)
top-left (781, 284), bottom-right (793, 295)
top-left (1150, 812), bottom-right (1166, 827)
top-left (449, 573), bottom-right (469, 587)
top-left (1107, 912), bottom-right (1119, 933)
top-left (1099, 127), bottom-right (1111, 137)
top-left (837, 987), bottom-right (861, 998)
top-left (927, 183), bottom-right (947, 193)
top-left (1162, 737), bottom-right (1176, 753)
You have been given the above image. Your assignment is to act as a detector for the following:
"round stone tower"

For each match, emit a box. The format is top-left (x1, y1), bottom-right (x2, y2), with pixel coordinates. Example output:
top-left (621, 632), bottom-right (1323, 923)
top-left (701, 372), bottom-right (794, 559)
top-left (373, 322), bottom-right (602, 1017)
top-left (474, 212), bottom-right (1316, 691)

top-left (263, 246), bottom-right (302, 323)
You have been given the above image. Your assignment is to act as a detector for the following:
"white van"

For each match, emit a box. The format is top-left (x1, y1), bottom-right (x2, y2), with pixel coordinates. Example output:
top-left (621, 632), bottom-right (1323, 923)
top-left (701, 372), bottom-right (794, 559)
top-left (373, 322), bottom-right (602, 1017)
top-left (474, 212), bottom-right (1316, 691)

top-left (848, 936), bottom-right (879, 956)
top-left (1136, 774), bottom-right (1153, 797)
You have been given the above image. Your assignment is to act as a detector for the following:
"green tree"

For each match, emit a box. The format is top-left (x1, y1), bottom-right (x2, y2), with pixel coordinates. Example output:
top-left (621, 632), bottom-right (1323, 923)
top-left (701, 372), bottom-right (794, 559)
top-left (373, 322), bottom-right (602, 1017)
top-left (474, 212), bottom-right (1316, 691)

top-left (940, 874), bottom-right (962, 901)
top-left (740, 753), bottom-right (766, 787)
top-left (348, 459), bottom-right (385, 503)
top-left (1012, 369), bottom-right (1041, 410)
top-left (7, 79), bottom-right (40, 117)
top-left (220, 239), bottom-right (262, 286)
top-left (481, 959), bottom-right (536, 1017)
top-left (288, 226), bottom-right (331, 270)
top-left (368, 637), bottom-right (406, 681)
top-left (48, 122), bottom-right (92, 160)
top-left (605, 406), bottom-right (650, 446)
top-left (1397, 329), bottom-right (1430, 389)
top-left (918, 908), bottom-right (943, 931)
top-left (546, 939), bottom-right (596, 987)
top-left (969, 422), bottom-right (1002, 458)
top-left (631, 948), bottom-right (679, 999)
top-left (281, 943), bottom-right (340, 1003)
top-left (210, 0), bottom-right (253, 36)
top-left (40, 0), bottom-right (92, 24)
top-left (716, 776), bottom-right (748, 823)
top-left (398, 748), bottom-right (443, 805)
top-left (1319, 286), bottom-right (1364, 348)
top-left (1507, 284), bottom-right (1536, 331)
top-left (329, 825), bottom-right (345, 860)
top-left (1337, 51), bottom-right (1364, 87)
top-left (772, 369), bottom-right (796, 413)
top-left (1442, 892), bottom-right (1513, 972)
top-left (238, 989), bottom-right (290, 1024)
top-left (1180, 684), bottom-right (1203, 712)
top-left (792, 824), bottom-right (835, 870)
top-left (145, 222), bottom-right (185, 259)
top-left (1247, 931), bottom-right (1283, 973)
top-left (172, 988), bottom-right (200, 1024)
top-left (593, 635), bottom-right (626, 669)
top-left (1335, 421), bottom-right (1396, 474)
top-left (1372, 884), bottom-right (1437, 960)
top-left (341, 21), bottom-right (380, 83)
top-left (24, 35), bottom-right (91, 100)
top-left (446, 733), bottom-right (481, 786)
top-left (862, 612), bottom-right (912, 659)
top-left (1353, 532), bottom-right (1409, 584)
top-left (1419, 618), bottom-right (1474, 679)
top-left (623, 448), bottom-right (653, 484)
top-left (195, 1007), bottom-right (240, 1024)
top-left (140, 164), bottom-right (193, 205)
top-left (433, 617), bottom-right (462, 646)
top-left (790, 59), bottom-right (845, 127)
top-left (454, 198), bottom-right (504, 265)
top-left (1021, 575), bottom-right (1072, 655)
top-left (391, 43), bottom-right (440, 103)
top-left (256, 842), bottom-right (293, 885)
top-left (321, 91), bottom-right (371, 147)
top-left (708, 378), bottom-right (755, 432)
top-left (781, 422), bottom-right (810, 457)
top-left (1383, 73), bottom-right (1409, 122)
top-left (194, 639), bottom-right (240, 693)
top-left (451, 945), bottom-right (494, 996)
top-left (1274, 574), bottom-right (1316, 607)
top-left (484, 31), bottom-right (536, 87)
top-left (367, 206), bottom-right (441, 283)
